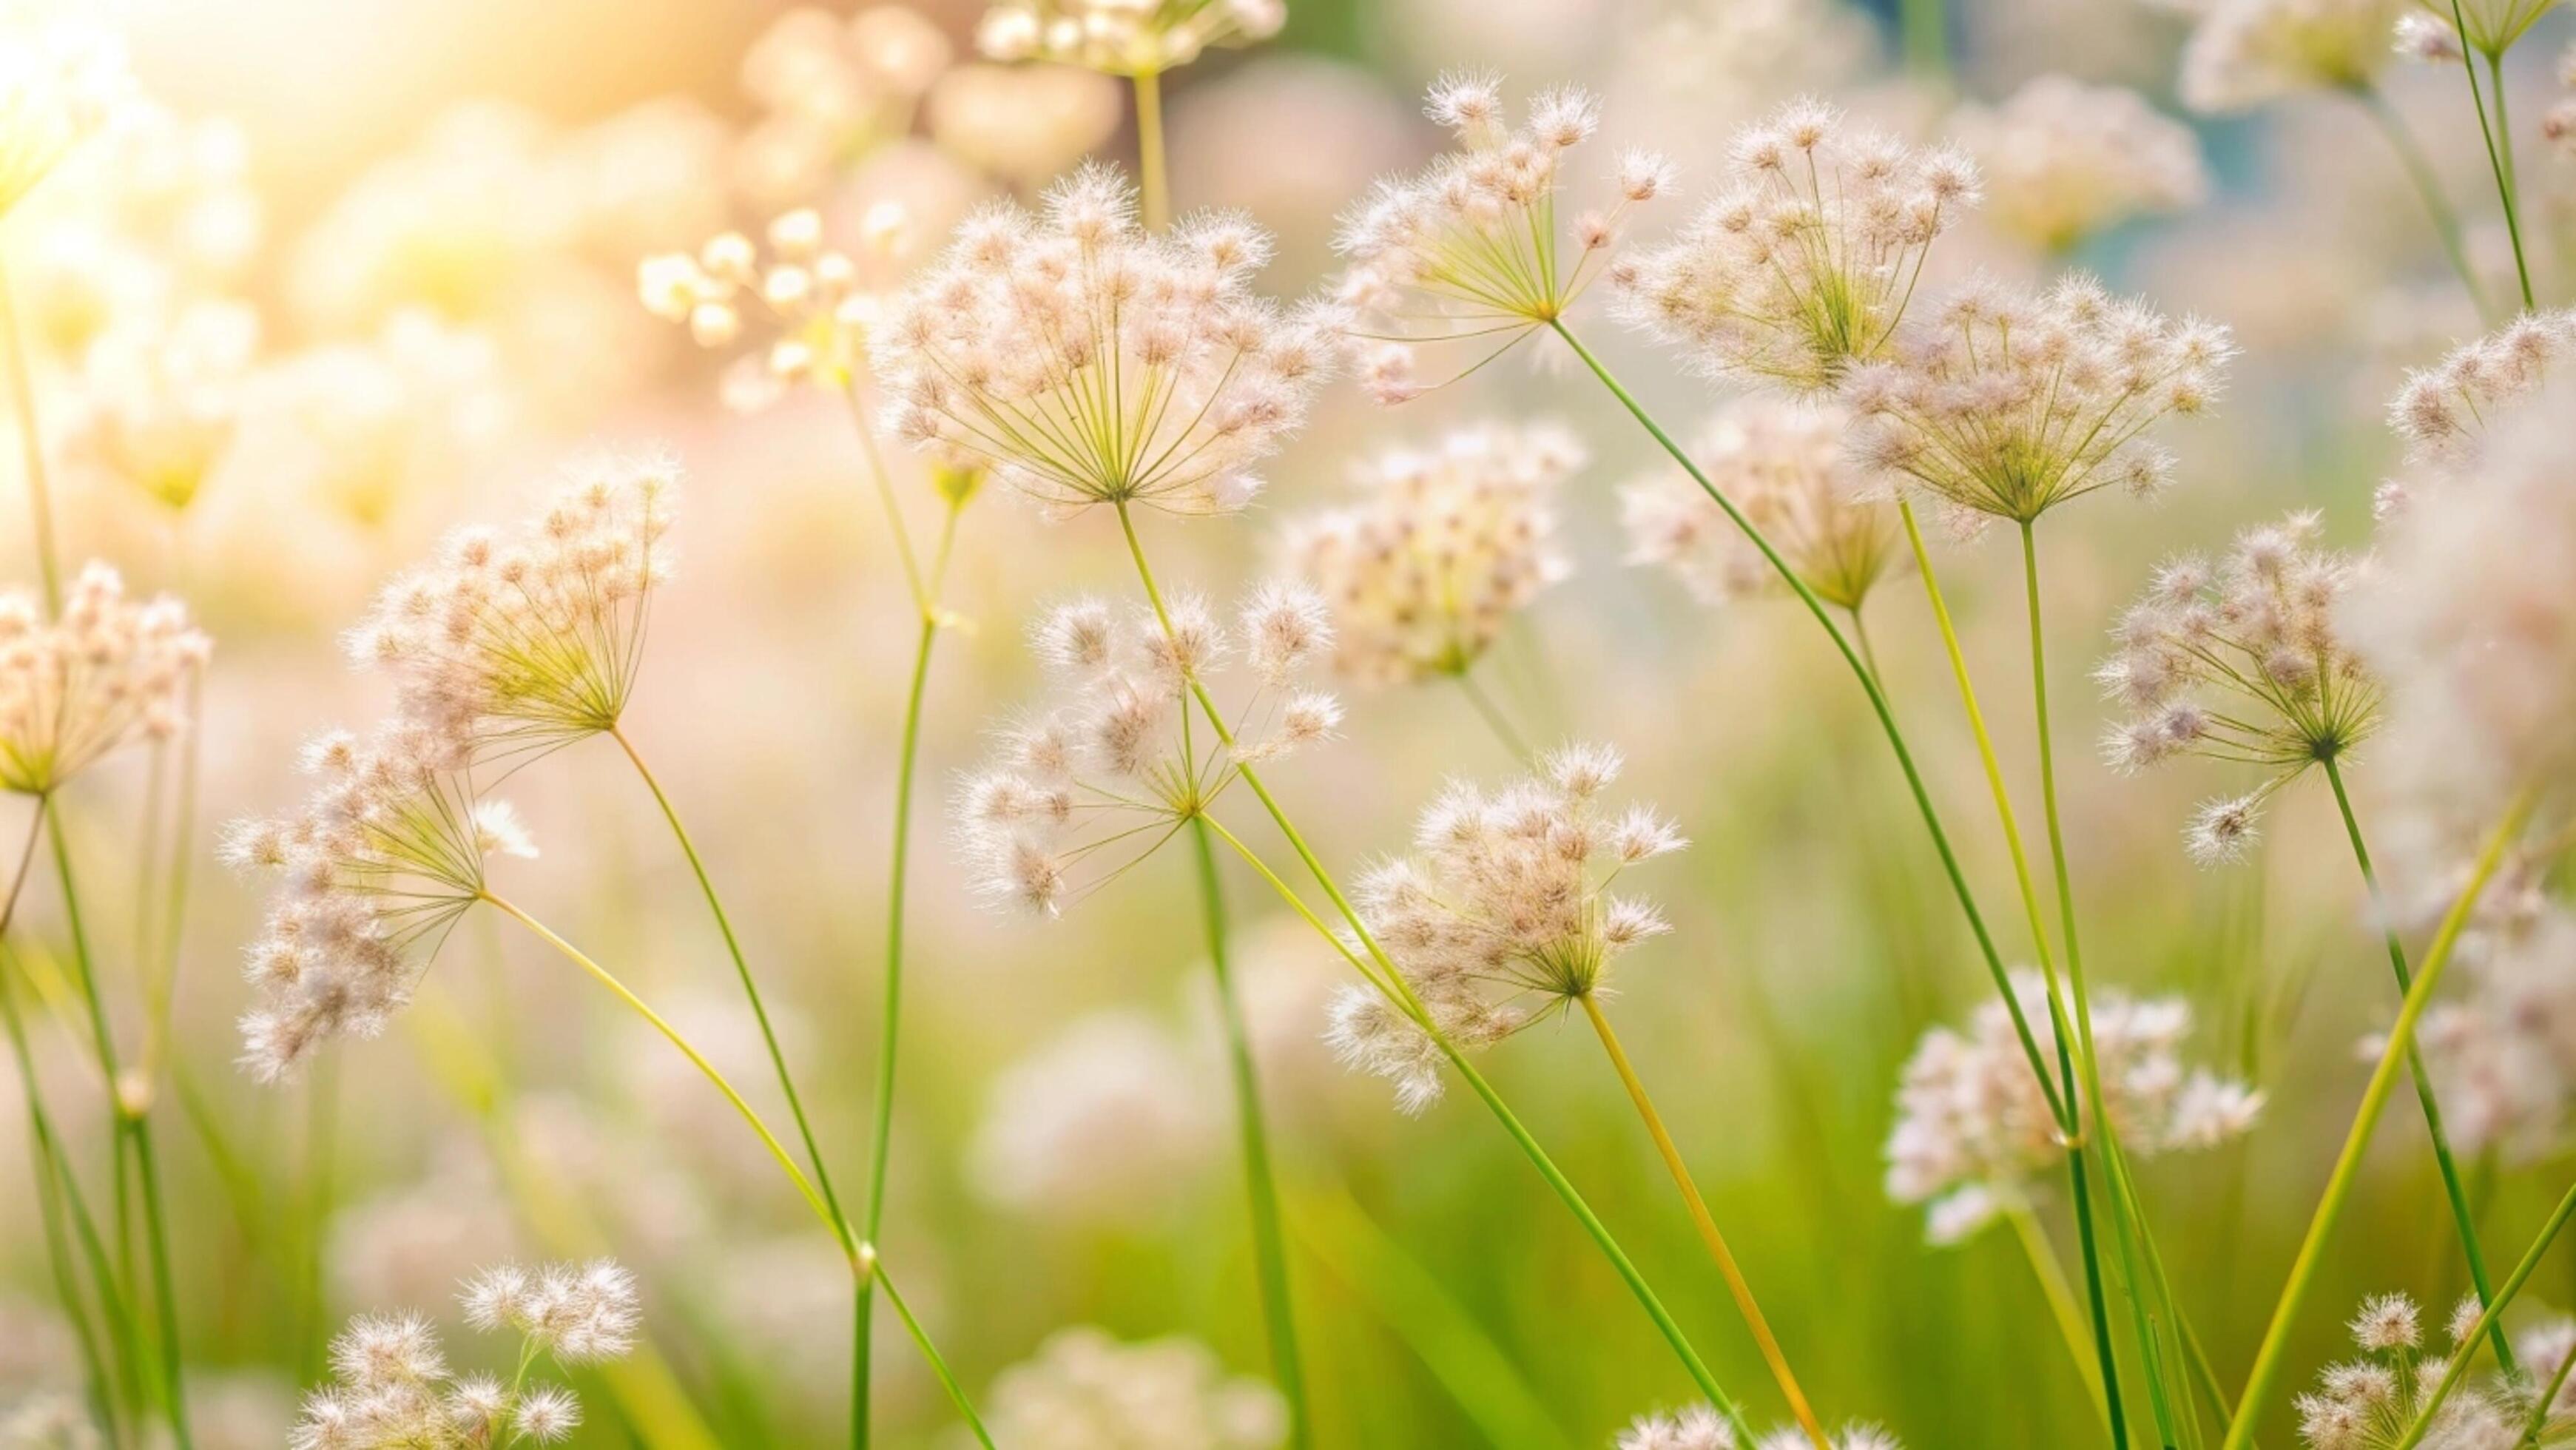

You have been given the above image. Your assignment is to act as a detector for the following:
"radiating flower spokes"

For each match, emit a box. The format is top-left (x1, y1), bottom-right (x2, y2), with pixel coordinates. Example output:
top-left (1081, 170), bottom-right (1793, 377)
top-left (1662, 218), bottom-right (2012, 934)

top-left (0, 560), bottom-right (209, 797)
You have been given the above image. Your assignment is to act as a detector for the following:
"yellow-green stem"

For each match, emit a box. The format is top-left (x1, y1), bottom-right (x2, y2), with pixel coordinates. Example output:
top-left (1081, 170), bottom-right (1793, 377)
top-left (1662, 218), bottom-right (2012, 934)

top-left (2353, 85), bottom-right (2493, 323)
top-left (2395, 1173), bottom-right (2576, 1449)
top-left (1135, 70), bottom-right (1170, 232)
top-left (2449, 16), bottom-right (2536, 311)
top-left (862, 1247), bottom-right (995, 1450)
top-left (0, 256), bottom-right (60, 610)
top-left (1454, 667), bottom-right (1534, 764)
top-left (2008, 1200), bottom-right (2111, 1432)
top-left (2222, 792), bottom-right (2535, 1449)
top-left (1579, 992), bottom-right (1829, 1449)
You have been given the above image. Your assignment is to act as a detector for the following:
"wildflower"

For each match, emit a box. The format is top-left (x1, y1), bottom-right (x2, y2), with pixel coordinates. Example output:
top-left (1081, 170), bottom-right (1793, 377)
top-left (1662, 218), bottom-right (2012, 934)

top-left (291, 1260), bottom-right (637, 1450)
top-left (638, 205), bottom-right (908, 412)
top-left (1279, 422), bottom-right (1579, 685)
top-left (875, 166), bottom-right (1332, 516)
top-left (2401, 0), bottom-right (2560, 58)
top-left (966, 1008), bottom-right (1223, 1226)
top-left (0, 562), bottom-right (208, 797)
top-left (224, 722), bottom-right (511, 1082)
top-left (1616, 1409), bottom-right (1905, 1450)
top-left (1334, 74), bottom-right (1669, 402)
top-left (1885, 971), bottom-right (2262, 1243)
top-left (925, 60), bottom-right (1125, 189)
top-left (2418, 898), bottom-right (2576, 1159)
top-left (1951, 77), bottom-right (2208, 254)
top-left (732, 5), bottom-right (956, 207)
top-left (1844, 274), bottom-right (2233, 531)
top-left (1619, 396), bottom-right (1905, 613)
top-left (345, 455), bottom-right (675, 763)
top-left (974, 0), bottom-right (1285, 75)
top-left (0, 18), bottom-right (128, 218)
top-left (2100, 513), bottom-right (2379, 864)
top-left (980, 1326), bottom-right (1287, 1450)
top-left (2549, 43), bottom-right (2576, 155)
top-left (2177, 0), bottom-right (2407, 112)
top-left (67, 297), bottom-right (260, 511)
top-left (1613, 98), bottom-right (1976, 391)
top-left (1326, 743), bottom-right (1685, 1112)
top-left (2393, 12), bottom-right (2467, 60)
top-left (252, 311), bottom-right (506, 530)
top-left (2384, 309), bottom-right (2576, 468)
top-left (459, 1260), bottom-right (641, 1363)
top-left (955, 585), bottom-right (1339, 915)
top-left (2288, 1290), bottom-right (2520, 1449)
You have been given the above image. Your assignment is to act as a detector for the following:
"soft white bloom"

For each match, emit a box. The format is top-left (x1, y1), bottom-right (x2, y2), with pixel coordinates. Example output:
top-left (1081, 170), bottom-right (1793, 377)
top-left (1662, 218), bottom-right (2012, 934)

top-left (2288, 1290), bottom-right (2519, 1449)
top-left (975, 0), bottom-right (1286, 75)
top-left (2177, 0), bottom-right (2407, 112)
top-left (2384, 309), bottom-right (2576, 468)
top-left (1952, 77), bottom-right (2208, 252)
top-left (968, 1009), bottom-right (1224, 1225)
top-left (0, 561), bottom-right (209, 795)
top-left (980, 1326), bottom-right (1287, 1450)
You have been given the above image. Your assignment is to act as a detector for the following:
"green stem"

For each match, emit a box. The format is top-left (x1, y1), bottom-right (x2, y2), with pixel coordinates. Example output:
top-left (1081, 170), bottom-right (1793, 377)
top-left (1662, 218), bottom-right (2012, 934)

top-left (2221, 792), bottom-right (2535, 1449)
top-left (2445, 8), bottom-right (2534, 310)
top-left (1454, 668), bottom-right (1534, 764)
top-left (297, 1057), bottom-right (338, 1386)
top-left (862, 1248), bottom-right (994, 1450)
top-left (1190, 818), bottom-right (1309, 1448)
top-left (2395, 1173), bottom-right (2576, 1449)
top-left (50, 812), bottom-right (190, 1446)
top-left (1135, 70), bottom-right (1170, 233)
top-left (2008, 1199), bottom-right (2111, 1432)
top-left (0, 255), bottom-right (60, 610)
top-left (1579, 993), bottom-right (1828, 1449)
top-left (2521, 1324), bottom-right (2576, 1444)
top-left (2320, 756), bottom-right (2512, 1371)
top-left (2355, 84), bottom-right (2494, 322)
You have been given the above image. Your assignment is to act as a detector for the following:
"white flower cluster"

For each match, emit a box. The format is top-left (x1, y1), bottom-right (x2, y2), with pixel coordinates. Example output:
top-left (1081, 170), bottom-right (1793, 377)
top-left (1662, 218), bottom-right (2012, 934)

top-left (1951, 76), bottom-right (2208, 252)
top-left (0, 562), bottom-right (209, 796)
top-left (975, 0), bottom-right (1286, 76)
top-left (980, 1326), bottom-right (1287, 1450)
top-left (638, 204), bottom-right (908, 412)
top-left (2174, 0), bottom-right (2405, 113)
top-left (1619, 1406), bottom-right (1904, 1450)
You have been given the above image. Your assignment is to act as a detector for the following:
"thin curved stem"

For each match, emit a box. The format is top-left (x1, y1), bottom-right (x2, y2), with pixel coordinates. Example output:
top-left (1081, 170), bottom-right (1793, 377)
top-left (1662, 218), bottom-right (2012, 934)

top-left (476, 891), bottom-right (843, 1246)
top-left (1190, 819), bottom-right (1309, 1448)
top-left (2448, 13), bottom-right (2536, 311)
top-left (2320, 756), bottom-right (2512, 1371)
top-left (861, 1248), bottom-right (995, 1450)
top-left (2222, 792), bottom-right (2535, 1449)
top-left (1135, 70), bottom-right (1170, 233)
top-left (2521, 1326), bottom-right (2576, 1444)
top-left (2353, 85), bottom-right (2494, 322)
top-left (1454, 668), bottom-right (1534, 764)
top-left (2008, 1200), bottom-right (2111, 1432)
top-left (1579, 993), bottom-right (1828, 1449)
top-left (0, 256), bottom-right (61, 610)
top-left (2395, 1173), bottom-right (2576, 1449)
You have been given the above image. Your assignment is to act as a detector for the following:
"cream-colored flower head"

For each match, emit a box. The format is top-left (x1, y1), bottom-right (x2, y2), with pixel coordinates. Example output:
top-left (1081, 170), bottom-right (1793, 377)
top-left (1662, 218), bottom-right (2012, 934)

top-left (982, 1326), bottom-right (1287, 1450)
top-left (876, 165), bottom-right (1331, 517)
top-left (1844, 274), bottom-right (2232, 530)
top-left (967, 1008), bottom-right (1222, 1226)
top-left (1328, 743), bottom-right (1685, 1113)
top-left (223, 723), bottom-right (522, 1082)
top-left (1886, 972), bottom-right (2261, 1244)
top-left (2384, 309), bottom-right (2576, 471)
top-left (293, 1258), bottom-right (638, 1449)
top-left (1619, 395), bottom-right (1904, 614)
top-left (2287, 1290), bottom-right (2516, 1450)
top-left (2403, 0), bottom-right (2559, 58)
top-left (640, 204), bottom-right (910, 412)
top-left (2100, 513), bottom-right (2379, 865)
top-left (975, 0), bottom-right (1285, 75)
top-left (69, 297), bottom-right (260, 512)
top-left (347, 455), bottom-right (675, 763)
top-left (1281, 422), bottom-right (1579, 685)
top-left (1952, 77), bottom-right (2208, 254)
top-left (1334, 74), bottom-right (1670, 403)
top-left (2419, 900), bottom-right (2576, 1161)
top-left (1613, 98), bottom-right (1976, 392)
top-left (1617, 1409), bottom-right (1906, 1450)
top-left (2177, 0), bottom-right (2406, 112)
top-left (957, 584), bottom-right (1340, 915)
top-left (0, 18), bottom-right (127, 218)
top-left (2546, 44), bottom-right (2576, 156)
top-left (0, 562), bottom-right (208, 796)
top-left (732, 5), bottom-right (955, 207)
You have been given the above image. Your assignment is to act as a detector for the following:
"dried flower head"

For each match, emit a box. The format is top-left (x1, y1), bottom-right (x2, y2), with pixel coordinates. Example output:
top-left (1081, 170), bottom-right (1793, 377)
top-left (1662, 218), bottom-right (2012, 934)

top-left (2393, 10), bottom-right (2469, 59)
top-left (1886, 971), bottom-right (2262, 1243)
top-left (957, 585), bottom-right (1339, 915)
top-left (1619, 395), bottom-right (1905, 613)
top-left (1844, 274), bottom-right (2233, 529)
top-left (982, 1326), bottom-right (1287, 1450)
top-left (2178, 0), bottom-right (2407, 112)
top-left (2386, 309), bottom-right (2576, 468)
top-left (0, 562), bottom-right (208, 797)
top-left (2100, 513), bottom-right (2379, 864)
top-left (1334, 74), bottom-right (1668, 402)
top-left (975, 0), bottom-right (1285, 75)
top-left (1951, 77), bottom-right (2208, 253)
top-left (291, 1259), bottom-right (637, 1450)
top-left (876, 166), bottom-right (1330, 516)
top-left (967, 1008), bottom-right (1222, 1226)
top-left (639, 204), bottom-right (911, 412)
top-left (1280, 422), bottom-right (1579, 685)
top-left (1618, 1410), bottom-right (1905, 1450)
top-left (2405, 0), bottom-right (2560, 58)
top-left (1327, 743), bottom-right (1685, 1112)
top-left (2289, 1289), bottom-right (2521, 1449)
top-left (0, 18), bottom-right (127, 218)
top-left (1614, 98), bottom-right (1977, 391)
top-left (347, 456), bottom-right (675, 763)
top-left (223, 723), bottom-right (522, 1082)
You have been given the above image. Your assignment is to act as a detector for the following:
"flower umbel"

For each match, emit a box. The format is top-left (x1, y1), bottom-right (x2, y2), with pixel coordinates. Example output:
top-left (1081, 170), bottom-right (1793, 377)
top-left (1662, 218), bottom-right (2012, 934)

top-left (638, 203), bottom-right (911, 412)
top-left (1845, 274), bottom-right (2233, 530)
top-left (1281, 421), bottom-right (1579, 685)
top-left (1950, 77), bottom-right (2208, 254)
top-left (1334, 74), bottom-right (1668, 402)
top-left (875, 165), bottom-right (1331, 516)
top-left (2100, 513), bottom-right (2380, 864)
top-left (1326, 743), bottom-right (1685, 1113)
top-left (1619, 395), bottom-right (1905, 613)
top-left (0, 562), bottom-right (208, 796)
top-left (975, 0), bottom-right (1286, 75)
top-left (1885, 971), bottom-right (2262, 1243)
top-left (1614, 98), bottom-right (1977, 391)
top-left (957, 585), bottom-right (1340, 915)
top-left (347, 455), bottom-right (675, 763)
top-left (2386, 309), bottom-right (2576, 470)
top-left (2287, 1290), bottom-right (2523, 1449)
